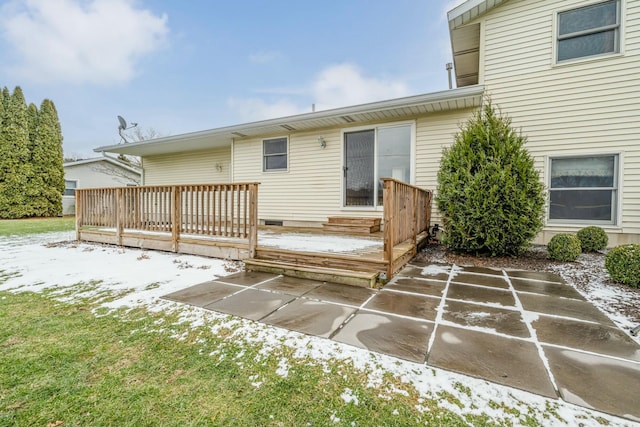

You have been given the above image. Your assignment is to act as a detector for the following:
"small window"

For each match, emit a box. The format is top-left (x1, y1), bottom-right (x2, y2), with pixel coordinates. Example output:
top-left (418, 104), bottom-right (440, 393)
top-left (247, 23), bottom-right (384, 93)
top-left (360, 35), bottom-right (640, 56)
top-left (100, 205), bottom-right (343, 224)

top-left (557, 0), bottom-right (620, 62)
top-left (263, 137), bottom-right (288, 171)
top-left (548, 154), bottom-right (618, 224)
top-left (64, 180), bottom-right (77, 196)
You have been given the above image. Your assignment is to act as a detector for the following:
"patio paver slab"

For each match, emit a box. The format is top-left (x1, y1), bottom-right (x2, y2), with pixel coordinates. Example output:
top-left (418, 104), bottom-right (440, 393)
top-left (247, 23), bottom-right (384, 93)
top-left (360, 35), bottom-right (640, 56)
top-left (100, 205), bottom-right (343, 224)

top-left (364, 291), bottom-right (440, 321)
top-left (162, 281), bottom-right (241, 307)
top-left (255, 275), bottom-right (323, 296)
top-left (216, 271), bottom-right (278, 286)
top-left (442, 300), bottom-right (530, 338)
top-left (544, 345), bottom-right (640, 421)
top-left (447, 282), bottom-right (516, 307)
top-left (383, 277), bottom-right (446, 297)
top-left (333, 312), bottom-right (433, 363)
top-left (303, 282), bottom-right (375, 306)
top-left (533, 315), bottom-right (640, 362)
top-left (428, 325), bottom-right (557, 398)
top-left (506, 270), bottom-right (563, 283)
top-left (510, 277), bottom-right (586, 300)
top-left (262, 299), bottom-right (356, 338)
top-left (519, 293), bottom-right (615, 325)
top-left (399, 265), bottom-right (451, 281)
top-left (450, 272), bottom-right (509, 289)
top-left (203, 289), bottom-right (294, 321)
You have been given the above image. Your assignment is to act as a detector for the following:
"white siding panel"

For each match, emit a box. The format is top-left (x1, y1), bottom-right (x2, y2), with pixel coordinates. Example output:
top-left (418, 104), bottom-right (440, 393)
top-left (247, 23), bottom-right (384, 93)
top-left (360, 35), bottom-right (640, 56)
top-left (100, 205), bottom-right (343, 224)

top-left (143, 148), bottom-right (231, 185)
top-left (473, 0), bottom-right (640, 238)
top-left (233, 130), bottom-right (345, 223)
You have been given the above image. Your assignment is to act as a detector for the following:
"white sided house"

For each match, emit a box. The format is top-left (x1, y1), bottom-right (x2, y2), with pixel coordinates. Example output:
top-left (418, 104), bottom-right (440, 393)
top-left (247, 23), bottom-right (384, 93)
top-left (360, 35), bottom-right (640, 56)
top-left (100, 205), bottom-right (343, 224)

top-left (63, 156), bottom-right (141, 215)
top-left (95, 0), bottom-right (640, 246)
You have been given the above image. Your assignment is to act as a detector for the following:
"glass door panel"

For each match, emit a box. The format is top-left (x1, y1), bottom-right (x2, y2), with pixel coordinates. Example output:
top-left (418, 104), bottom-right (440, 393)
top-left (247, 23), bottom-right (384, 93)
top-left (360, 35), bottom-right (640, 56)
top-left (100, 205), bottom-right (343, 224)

top-left (344, 130), bottom-right (375, 206)
top-left (376, 125), bottom-right (411, 205)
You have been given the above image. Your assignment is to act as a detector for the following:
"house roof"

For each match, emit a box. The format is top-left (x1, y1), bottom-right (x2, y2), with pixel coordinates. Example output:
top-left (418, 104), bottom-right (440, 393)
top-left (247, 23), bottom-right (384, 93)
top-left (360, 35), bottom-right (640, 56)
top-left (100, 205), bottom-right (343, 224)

top-left (448, 0), bottom-right (509, 87)
top-left (64, 155), bottom-right (142, 176)
top-left (94, 85), bottom-right (485, 157)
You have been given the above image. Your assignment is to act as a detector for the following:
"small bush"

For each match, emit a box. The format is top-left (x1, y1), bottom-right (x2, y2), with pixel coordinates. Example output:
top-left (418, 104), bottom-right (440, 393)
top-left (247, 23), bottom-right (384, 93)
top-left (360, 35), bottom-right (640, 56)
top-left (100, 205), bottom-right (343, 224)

top-left (577, 226), bottom-right (608, 252)
top-left (605, 244), bottom-right (640, 288)
top-left (547, 233), bottom-right (581, 261)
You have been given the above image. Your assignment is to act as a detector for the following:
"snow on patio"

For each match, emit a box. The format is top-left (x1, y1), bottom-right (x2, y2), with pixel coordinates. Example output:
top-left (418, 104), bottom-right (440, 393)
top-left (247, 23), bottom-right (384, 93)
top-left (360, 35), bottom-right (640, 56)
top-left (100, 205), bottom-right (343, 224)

top-left (1, 231), bottom-right (638, 427)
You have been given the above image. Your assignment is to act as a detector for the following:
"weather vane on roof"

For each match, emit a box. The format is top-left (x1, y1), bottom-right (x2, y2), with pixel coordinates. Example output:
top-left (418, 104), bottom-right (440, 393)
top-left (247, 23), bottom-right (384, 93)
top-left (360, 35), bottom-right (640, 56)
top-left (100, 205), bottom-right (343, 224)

top-left (117, 115), bottom-right (138, 143)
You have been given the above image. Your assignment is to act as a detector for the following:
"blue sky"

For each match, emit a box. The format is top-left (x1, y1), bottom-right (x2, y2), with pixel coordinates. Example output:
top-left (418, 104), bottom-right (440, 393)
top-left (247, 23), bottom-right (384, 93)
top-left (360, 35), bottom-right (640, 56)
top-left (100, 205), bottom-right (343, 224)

top-left (0, 0), bottom-right (464, 158)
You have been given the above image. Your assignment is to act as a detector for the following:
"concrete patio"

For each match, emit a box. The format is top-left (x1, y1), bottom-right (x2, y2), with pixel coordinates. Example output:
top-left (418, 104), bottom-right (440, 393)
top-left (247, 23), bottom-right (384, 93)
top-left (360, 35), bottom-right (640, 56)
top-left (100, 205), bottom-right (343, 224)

top-left (163, 260), bottom-right (640, 422)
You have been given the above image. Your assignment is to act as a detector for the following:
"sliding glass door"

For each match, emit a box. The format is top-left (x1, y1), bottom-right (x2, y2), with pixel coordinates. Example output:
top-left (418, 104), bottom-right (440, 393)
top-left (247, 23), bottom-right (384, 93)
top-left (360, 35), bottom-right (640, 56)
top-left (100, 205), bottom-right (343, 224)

top-left (343, 123), bottom-right (412, 207)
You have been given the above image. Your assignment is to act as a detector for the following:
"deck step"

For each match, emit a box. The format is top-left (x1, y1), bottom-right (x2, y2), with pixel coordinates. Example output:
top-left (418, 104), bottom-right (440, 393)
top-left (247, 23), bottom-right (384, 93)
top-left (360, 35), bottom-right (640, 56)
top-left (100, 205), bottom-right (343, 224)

top-left (322, 216), bottom-right (381, 234)
top-left (243, 259), bottom-right (379, 288)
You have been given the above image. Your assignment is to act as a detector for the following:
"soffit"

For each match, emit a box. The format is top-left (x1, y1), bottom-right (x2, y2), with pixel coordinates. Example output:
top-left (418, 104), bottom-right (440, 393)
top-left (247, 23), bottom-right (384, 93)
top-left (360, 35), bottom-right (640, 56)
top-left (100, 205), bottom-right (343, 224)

top-left (94, 86), bottom-right (485, 157)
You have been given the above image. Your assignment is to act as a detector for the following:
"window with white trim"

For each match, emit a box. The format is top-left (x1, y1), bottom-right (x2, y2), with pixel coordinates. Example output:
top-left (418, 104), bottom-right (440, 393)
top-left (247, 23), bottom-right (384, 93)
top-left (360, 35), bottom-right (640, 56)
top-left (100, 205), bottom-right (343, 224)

top-left (64, 179), bottom-right (77, 196)
top-left (548, 154), bottom-right (618, 224)
top-left (263, 137), bottom-right (288, 171)
top-left (557, 0), bottom-right (620, 62)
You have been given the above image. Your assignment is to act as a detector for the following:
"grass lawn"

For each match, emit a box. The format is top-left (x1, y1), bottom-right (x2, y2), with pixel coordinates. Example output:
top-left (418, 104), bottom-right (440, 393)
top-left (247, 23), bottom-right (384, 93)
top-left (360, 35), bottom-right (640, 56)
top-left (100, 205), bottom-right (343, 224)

top-left (0, 290), bottom-right (482, 427)
top-left (0, 217), bottom-right (75, 237)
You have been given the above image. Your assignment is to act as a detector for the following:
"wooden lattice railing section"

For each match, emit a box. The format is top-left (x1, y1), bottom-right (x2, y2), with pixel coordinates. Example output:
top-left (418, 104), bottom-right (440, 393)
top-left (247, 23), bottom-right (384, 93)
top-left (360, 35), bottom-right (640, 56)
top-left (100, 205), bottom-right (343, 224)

top-left (75, 183), bottom-right (259, 256)
top-left (382, 178), bottom-right (432, 279)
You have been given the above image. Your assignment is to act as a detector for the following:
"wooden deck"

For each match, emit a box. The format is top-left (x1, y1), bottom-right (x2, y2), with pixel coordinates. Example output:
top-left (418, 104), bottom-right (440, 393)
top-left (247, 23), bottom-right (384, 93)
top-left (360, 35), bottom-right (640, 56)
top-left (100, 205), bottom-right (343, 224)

top-left (75, 180), bottom-right (432, 286)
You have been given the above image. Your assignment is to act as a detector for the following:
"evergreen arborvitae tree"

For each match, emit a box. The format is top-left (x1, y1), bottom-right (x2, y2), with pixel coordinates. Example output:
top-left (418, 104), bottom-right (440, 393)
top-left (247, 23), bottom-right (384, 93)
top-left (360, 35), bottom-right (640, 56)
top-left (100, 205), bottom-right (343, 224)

top-left (32, 99), bottom-right (64, 216)
top-left (436, 100), bottom-right (545, 256)
top-left (0, 86), bottom-right (31, 219)
top-left (25, 102), bottom-right (42, 215)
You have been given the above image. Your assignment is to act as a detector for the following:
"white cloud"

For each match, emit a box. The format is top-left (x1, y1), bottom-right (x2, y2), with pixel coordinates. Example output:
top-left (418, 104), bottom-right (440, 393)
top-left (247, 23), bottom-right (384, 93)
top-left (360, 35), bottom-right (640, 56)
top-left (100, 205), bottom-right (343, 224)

top-left (0, 0), bottom-right (169, 85)
top-left (227, 63), bottom-right (410, 122)
top-left (311, 63), bottom-right (410, 110)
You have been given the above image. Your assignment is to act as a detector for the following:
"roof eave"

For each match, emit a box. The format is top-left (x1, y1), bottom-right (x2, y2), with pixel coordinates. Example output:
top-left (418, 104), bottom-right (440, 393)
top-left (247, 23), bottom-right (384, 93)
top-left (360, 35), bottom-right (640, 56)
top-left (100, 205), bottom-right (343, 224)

top-left (94, 85), bottom-right (485, 157)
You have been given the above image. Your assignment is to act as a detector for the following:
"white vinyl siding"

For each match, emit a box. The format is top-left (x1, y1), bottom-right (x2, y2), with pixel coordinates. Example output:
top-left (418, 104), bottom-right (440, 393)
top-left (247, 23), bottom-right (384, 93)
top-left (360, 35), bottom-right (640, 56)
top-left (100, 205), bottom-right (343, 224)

top-left (143, 148), bottom-right (231, 185)
top-left (414, 109), bottom-right (477, 227)
top-left (473, 0), bottom-right (640, 240)
top-left (230, 112), bottom-right (468, 225)
top-left (233, 131), bottom-right (344, 223)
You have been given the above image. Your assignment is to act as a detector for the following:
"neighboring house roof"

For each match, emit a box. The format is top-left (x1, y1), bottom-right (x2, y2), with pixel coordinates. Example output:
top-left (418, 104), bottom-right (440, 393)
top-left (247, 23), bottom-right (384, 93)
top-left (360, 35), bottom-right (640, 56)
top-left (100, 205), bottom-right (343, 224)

top-left (64, 156), bottom-right (142, 176)
top-left (448, 0), bottom-right (509, 87)
top-left (94, 85), bottom-right (485, 157)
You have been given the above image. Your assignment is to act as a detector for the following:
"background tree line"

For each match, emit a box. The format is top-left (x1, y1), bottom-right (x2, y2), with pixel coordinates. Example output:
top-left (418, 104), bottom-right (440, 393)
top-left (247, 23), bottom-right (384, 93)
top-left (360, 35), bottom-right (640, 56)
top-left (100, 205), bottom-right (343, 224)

top-left (0, 86), bottom-right (64, 219)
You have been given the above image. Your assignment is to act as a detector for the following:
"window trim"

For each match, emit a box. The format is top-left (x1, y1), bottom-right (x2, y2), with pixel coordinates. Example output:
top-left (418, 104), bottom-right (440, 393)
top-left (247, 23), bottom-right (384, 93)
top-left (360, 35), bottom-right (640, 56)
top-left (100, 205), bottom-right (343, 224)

top-left (554, 0), bottom-right (622, 64)
top-left (262, 136), bottom-right (289, 172)
top-left (340, 120), bottom-right (416, 210)
top-left (546, 153), bottom-right (620, 226)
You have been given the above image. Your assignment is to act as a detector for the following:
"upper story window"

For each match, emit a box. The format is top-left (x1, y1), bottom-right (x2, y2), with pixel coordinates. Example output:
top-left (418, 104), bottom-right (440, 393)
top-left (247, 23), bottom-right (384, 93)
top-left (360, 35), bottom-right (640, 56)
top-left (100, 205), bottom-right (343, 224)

top-left (64, 180), bottom-right (77, 196)
top-left (263, 137), bottom-right (288, 171)
top-left (557, 0), bottom-right (620, 62)
top-left (548, 154), bottom-right (618, 225)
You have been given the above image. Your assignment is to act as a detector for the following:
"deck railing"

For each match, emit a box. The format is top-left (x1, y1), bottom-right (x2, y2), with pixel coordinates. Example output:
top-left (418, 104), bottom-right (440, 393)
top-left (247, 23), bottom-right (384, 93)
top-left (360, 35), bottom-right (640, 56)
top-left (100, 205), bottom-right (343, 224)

top-left (382, 178), bottom-right (432, 278)
top-left (76, 183), bottom-right (259, 257)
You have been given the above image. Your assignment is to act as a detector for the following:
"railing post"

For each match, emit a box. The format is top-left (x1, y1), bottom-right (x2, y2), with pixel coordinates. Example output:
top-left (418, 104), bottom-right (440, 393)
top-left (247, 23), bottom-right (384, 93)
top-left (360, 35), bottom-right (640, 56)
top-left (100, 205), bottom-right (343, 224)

top-left (116, 188), bottom-right (123, 246)
top-left (75, 190), bottom-right (82, 241)
top-left (171, 186), bottom-right (181, 252)
top-left (383, 179), bottom-right (395, 279)
top-left (248, 183), bottom-right (258, 258)
top-left (412, 186), bottom-right (418, 247)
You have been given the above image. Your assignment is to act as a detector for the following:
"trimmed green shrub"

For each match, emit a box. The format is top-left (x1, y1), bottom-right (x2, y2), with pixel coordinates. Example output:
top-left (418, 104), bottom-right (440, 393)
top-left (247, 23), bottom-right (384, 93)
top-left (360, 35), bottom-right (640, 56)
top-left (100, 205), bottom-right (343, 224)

top-left (605, 244), bottom-right (640, 288)
top-left (436, 99), bottom-right (545, 256)
top-left (576, 226), bottom-right (608, 252)
top-left (547, 233), bottom-right (581, 261)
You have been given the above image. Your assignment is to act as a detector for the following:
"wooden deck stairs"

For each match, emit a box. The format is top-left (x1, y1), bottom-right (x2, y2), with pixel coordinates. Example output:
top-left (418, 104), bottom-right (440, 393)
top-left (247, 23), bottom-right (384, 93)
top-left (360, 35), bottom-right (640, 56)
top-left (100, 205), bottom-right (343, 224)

top-left (243, 247), bottom-right (384, 288)
top-left (321, 216), bottom-right (381, 235)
